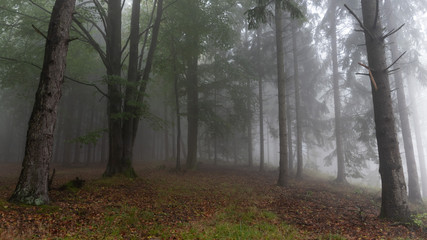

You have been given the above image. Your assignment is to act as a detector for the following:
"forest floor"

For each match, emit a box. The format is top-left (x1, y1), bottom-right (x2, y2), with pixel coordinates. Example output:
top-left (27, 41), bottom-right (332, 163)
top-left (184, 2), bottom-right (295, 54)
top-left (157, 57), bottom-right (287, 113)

top-left (0, 162), bottom-right (427, 239)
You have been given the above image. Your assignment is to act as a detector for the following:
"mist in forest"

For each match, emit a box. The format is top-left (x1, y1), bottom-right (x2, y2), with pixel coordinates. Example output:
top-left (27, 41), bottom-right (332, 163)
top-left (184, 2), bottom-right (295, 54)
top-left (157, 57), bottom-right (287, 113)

top-left (1, 0), bottom-right (427, 213)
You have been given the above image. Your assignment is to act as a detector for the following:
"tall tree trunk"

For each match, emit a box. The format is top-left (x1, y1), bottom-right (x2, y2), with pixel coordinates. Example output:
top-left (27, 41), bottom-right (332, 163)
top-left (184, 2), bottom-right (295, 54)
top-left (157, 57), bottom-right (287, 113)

top-left (383, 0), bottom-right (422, 203)
top-left (257, 27), bottom-right (265, 171)
top-left (120, 0), bottom-right (141, 177)
top-left (331, 0), bottom-right (346, 183)
top-left (359, 0), bottom-right (410, 220)
top-left (247, 79), bottom-right (253, 167)
top-left (103, 0), bottom-right (124, 177)
top-left (391, 46), bottom-right (422, 203)
top-left (292, 21), bottom-right (303, 179)
top-left (286, 94), bottom-right (294, 171)
top-left (9, 0), bottom-right (75, 205)
top-left (408, 80), bottom-right (427, 197)
top-left (186, 48), bottom-right (199, 169)
top-left (132, 0), bottom-right (163, 139)
top-left (275, 1), bottom-right (289, 187)
top-left (164, 99), bottom-right (170, 161)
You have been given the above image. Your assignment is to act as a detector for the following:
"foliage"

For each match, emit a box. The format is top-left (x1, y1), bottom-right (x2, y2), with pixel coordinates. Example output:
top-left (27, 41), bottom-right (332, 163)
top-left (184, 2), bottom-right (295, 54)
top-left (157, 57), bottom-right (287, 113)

top-left (245, 0), bottom-right (305, 29)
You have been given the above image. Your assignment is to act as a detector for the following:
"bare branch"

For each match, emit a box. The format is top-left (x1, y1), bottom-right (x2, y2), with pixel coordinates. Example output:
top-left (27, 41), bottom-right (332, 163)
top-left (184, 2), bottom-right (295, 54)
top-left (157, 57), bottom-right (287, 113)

top-left (29, 0), bottom-right (51, 14)
top-left (384, 51), bottom-right (406, 72)
top-left (382, 24), bottom-right (405, 40)
top-left (0, 56), bottom-right (108, 97)
top-left (75, 12), bottom-right (106, 40)
top-left (72, 17), bottom-right (107, 66)
top-left (344, 4), bottom-right (375, 40)
top-left (386, 68), bottom-right (401, 75)
top-left (358, 62), bottom-right (378, 91)
top-left (0, 6), bottom-right (48, 23)
top-left (32, 24), bottom-right (47, 40)
top-left (92, 0), bottom-right (108, 30)
top-left (139, 0), bottom-right (158, 71)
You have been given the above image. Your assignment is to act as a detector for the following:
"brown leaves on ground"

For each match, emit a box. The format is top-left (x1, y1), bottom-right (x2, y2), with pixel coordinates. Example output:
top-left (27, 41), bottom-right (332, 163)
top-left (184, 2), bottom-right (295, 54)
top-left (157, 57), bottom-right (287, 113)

top-left (0, 162), bottom-right (426, 239)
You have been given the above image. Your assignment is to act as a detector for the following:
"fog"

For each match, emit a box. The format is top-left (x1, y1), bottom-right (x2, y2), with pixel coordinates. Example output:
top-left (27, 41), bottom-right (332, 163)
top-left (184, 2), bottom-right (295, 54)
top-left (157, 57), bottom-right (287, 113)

top-left (1, 0), bottom-right (427, 215)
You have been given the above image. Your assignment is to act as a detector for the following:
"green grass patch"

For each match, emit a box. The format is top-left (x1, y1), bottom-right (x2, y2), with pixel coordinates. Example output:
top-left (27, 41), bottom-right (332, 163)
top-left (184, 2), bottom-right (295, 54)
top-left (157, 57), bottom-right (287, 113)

top-left (176, 205), bottom-right (301, 239)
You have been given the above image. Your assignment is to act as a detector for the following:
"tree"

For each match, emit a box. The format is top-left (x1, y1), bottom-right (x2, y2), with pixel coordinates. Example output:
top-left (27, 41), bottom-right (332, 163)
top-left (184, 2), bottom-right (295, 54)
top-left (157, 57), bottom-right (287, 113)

top-left (291, 20), bottom-right (303, 179)
top-left (330, 0), bottom-right (346, 183)
top-left (246, 0), bottom-right (303, 186)
top-left (72, 0), bottom-right (163, 177)
top-left (346, 0), bottom-right (410, 220)
top-left (383, 0), bottom-right (422, 204)
top-left (9, 0), bottom-right (76, 205)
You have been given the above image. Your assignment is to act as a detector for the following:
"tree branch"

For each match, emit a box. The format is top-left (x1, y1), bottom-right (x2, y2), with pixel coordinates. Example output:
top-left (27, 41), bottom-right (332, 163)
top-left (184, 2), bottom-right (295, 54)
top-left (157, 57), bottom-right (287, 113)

top-left (72, 17), bottom-right (107, 66)
top-left (382, 24), bottom-right (405, 40)
top-left (384, 51), bottom-right (406, 72)
top-left (344, 4), bottom-right (375, 40)
top-left (0, 6), bottom-right (47, 23)
top-left (31, 24), bottom-right (47, 40)
top-left (92, 0), bottom-right (108, 31)
top-left (29, 0), bottom-right (51, 14)
top-left (0, 56), bottom-right (108, 97)
top-left (75, 12), bottom-right (106, 40)
top-left (358, 62), bottom-right (378, 91)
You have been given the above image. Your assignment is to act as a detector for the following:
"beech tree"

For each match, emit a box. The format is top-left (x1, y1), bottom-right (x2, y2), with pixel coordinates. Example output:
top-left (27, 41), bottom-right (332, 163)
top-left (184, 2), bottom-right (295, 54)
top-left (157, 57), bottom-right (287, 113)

top-left (9, 0), bottom-right (76, 205)
top-left (346, 0), bottom-right (410, 220)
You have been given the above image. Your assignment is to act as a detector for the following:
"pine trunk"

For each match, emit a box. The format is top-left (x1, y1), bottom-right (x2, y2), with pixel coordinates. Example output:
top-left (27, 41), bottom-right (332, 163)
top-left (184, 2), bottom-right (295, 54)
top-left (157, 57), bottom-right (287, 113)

top-left (292, 21), bottom-right (303, 179)
top-left (186, 51), bottom-right (199, 169)
top-left (9, 0), bottom-right (75, 205)
top-left (360, 0), bottom-right (410, 221)
top-left (331, 0), bottom-right (346, 183)
top-left (275, 1), bottom-right (289, 187)
top-left (408, 80), bottom-right (427, 198)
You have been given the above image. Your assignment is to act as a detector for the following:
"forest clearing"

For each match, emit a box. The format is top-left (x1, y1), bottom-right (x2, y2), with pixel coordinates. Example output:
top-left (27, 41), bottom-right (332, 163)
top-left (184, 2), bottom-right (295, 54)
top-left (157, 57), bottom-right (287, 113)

top-left (3, 0), bottom-right (427, 239)
top-left (1, 162), bottom-right (426, 239)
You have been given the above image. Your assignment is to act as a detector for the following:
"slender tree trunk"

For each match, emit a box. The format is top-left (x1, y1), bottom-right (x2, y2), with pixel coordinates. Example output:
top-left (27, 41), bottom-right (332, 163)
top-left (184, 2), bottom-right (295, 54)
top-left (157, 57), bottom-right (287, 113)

top-left (408, 80), bottom-right (427, 198)
top-left (391, 47), bottom-right (422, 203)
top-left (275, 1), bottom-right (289, 187)
top-left (164, 99), bottom-right (170, 161)
top-left (9, 0), bottom-right (75, 205)
top-left (214, 89), bottom-right (218, 165)
top-left (258, 53), bottom-right (265, 171)
top-left (286, 94), bottom-right (294, 171)
top-left (120, 0), bottom-right (141, 177)
top-left (360, 0), bottom-right (410, 220)
top-left (186, 48), bottom-right (199, 169)
top-left (292, 21), bottom-right (303, 179)
top-left (247, 79), bottom-right (253, 167)
top-left (132, 0), bottom-right (163, 139)
top-left (256, 27), bottom-right (265, 171)
top-left (331, 0), bottom-right (346, 183)
top-left (383, 0), bottom-right (422, 203)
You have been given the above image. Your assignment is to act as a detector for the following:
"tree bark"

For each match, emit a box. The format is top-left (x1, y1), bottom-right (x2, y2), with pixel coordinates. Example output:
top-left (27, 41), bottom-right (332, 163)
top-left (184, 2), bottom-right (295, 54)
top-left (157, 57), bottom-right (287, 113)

top-left (247, 79), bottom-right (253, 167)
top-left (257, 28), bottom-right (265, 172)
top-left (292, 21), bottom-right (303, 179)
top-left (103, 0), bottom-right (124, 177)
top-left (331, 0), bottom-right (346, 183)
top-left (391, 46), bottom-right (422, 203)
top-left (121, 0), bottom-right (141, 177)
top-left (186, 46), bottom-right (199, 169)
top-left (360, 0), bottom-right (410, 221)
top-left (9, 0), bottom-right (76, 205)
top-left (275, 1), bottom-right (289, 187)
top-left (383, 0), bottom-right (422, 203)
top-left (408, 80), bottom-right (427, 198)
